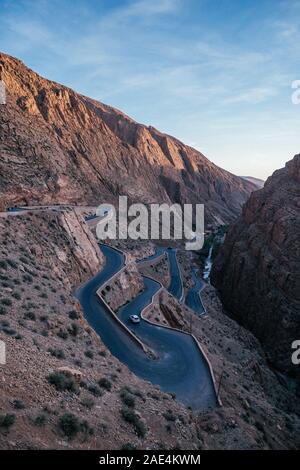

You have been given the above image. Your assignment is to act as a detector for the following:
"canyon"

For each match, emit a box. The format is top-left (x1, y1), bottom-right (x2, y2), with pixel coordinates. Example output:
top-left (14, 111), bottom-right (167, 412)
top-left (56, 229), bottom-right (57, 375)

top-left (0, 52), bottom-right (256, 225)
top-left (0, 51), bottom-right (299, 450)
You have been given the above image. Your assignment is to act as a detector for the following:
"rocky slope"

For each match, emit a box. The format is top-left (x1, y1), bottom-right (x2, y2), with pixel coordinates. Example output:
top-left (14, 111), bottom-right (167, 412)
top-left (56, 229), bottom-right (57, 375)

top-left (0, 52), bottom-right (255, 224)
top-left (0, 212), bottom-right (201, 450)
top-left (1, 212), bottom-right (299, 449)
top-left (212, 155), bottom-right (300, 379)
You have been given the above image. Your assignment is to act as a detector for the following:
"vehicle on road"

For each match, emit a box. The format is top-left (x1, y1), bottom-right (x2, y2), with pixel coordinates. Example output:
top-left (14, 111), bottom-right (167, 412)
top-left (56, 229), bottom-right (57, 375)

top-left (129, 314), bottom-right (141, 324)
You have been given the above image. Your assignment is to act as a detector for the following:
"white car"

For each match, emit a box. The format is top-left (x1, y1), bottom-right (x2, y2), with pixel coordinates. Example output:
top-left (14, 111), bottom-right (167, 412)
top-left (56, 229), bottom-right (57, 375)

top-left (129, 314), bottom-right (140, 324)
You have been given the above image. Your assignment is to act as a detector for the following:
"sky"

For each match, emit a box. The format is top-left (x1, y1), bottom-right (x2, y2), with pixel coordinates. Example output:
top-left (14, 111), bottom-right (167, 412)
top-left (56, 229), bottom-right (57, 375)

top-left (0, 0), bottom-right (300, 180)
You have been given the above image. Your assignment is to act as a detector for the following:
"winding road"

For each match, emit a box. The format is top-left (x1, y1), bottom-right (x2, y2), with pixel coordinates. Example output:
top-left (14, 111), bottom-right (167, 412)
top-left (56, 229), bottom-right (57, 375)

top-left (185, 268), bottom-right (206, 316)
top-left (75, 244), bottom-right (217, 411)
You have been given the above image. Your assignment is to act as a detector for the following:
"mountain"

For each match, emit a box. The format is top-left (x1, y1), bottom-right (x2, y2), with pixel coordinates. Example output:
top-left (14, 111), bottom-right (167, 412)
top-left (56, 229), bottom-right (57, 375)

top-left (241, 176), bottom-right (264, 189)
top-left (0, 52), bottom-right (256, 224)
top-left (212, 155), bottom-right (300, 378)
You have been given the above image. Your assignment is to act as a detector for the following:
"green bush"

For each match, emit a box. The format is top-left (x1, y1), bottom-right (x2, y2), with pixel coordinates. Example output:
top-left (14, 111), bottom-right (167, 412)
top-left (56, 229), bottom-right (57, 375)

top-left (13, 400), bottom-right (25, 410)
top-left (163, 409), bottom-right (176, 422)
top-left (0, 414), bottom-right (16, 429)
top-left (87, 385), bottom-right (103, 397)
top-left (80, 420), bottom-right (94, 436)
top-left (0, 306), bottom-right (6, 315)
top-left (69, 322), bottom-right (79, 337)
top-left (1, 298), bottom-right (12, 307)
top-left (34, 415), bottom-right (46, 427)
top-left (84, 350), bottom-right (94, 359)
top-left (68, 310), bottom-right (79, 320)
top-left (0, 260), bottom-right (8, 270)
top-left (48, 348), bottom-right (65, 359)
top-left (80, 398), bottom-right (94, 410)
top-left (58, 413), bottom-right (80, 438)
top-left (47, 372), bottom-right (77, 392)
top-left (98, 377), bottom-right (112, 391)
top-left (6, 259), bottom-right (18, 269)
top-left (57, 329), bottom-right (68, 340)
top-left (120, 389), bottom-right (135, 408)
top-left (121, 407), bottom-right (146, 438)
top-left (24, 311), bottom-right (36, 321)
top-left (12, 292), bottom-right (21, 300)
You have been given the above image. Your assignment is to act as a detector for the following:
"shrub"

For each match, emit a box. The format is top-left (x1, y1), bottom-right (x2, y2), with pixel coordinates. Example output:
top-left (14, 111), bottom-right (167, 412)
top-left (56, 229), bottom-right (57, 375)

top-left (69, 322), bottom-right (79, 337)
top-left (57, 329), bottom-right (68, 340)
top-left (0, 414), bottom-right (16, 429)
top-left (120, 389), bottom-right (135, 408)
top-left (6, 259), bottom-right (18, 269)
top-left (13, 400), bottom-right (25, 410)
top-left (0, 307), bottom-right (6, 315)
top-left (98, 377), bottom-right (112, 391)
top-left (0, 260), bottom-right (8, 270)
top-left (121, 407), bottom-right (146, 438)
top-left (121, 443), bottom-right (136, 450)
top-left (22, 274), bottom-right (33, 283)
top-left (24, 311), bottom-right (36, 321)
top-left (48, 348), bottom-right (65, 359)
top-left (80, 398), bottom-right (94, 410)
top-left (1, 298), bottom-right (12, 307)
top-left (2, 327), bottom-right (17, 336)
top-left (163, 409), bottom-right (176, 422)
top-left (80, 420), bottom-right (94, 437)
top-left (47, 372), bottom-right (77, 392)
top-left (34, 415), bottom-right (46, 427)
top-left (58, 413), bottom-right (80, 438)
top-left (87, 385), bottom-right (102, 397)
top-left (84, 350), bottom-right (94, 359)
top-left (12, 292), bottom-right (21, 300)
top-left (68, 310), bottom-right (79, 320)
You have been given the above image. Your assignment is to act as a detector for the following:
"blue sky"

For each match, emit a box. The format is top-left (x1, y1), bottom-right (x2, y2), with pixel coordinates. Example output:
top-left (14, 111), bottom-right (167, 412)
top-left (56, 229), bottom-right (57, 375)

top-left (0, 0), bottom-right (299, 179)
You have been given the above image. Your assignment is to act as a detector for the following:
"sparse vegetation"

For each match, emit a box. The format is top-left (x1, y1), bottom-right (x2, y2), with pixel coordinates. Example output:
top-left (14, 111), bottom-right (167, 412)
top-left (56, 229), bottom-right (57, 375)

top-left (98, 377), bottom-right (112, 391)
top-left (121, 407), bottom-right (146, 438)
top-left (48, 348), bottom-right (65, 359)
top-left (58, 413), bottom-right (80, 438)
top-left (47, 372), bottom-right (77, 392)
top-left (0, 414), bottom-right (16, 430)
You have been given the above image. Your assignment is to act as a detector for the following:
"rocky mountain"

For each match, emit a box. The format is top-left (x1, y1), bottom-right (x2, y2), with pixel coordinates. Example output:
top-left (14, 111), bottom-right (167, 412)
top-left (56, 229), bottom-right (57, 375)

top-left (212, 155), bottom-right (300, 379)
top-left (0, 52), bottom-right (255, 224)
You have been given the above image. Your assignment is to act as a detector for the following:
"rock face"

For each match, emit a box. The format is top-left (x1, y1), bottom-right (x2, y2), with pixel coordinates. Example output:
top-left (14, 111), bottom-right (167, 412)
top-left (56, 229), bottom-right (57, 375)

top-left (0, 52), bottom-right (255, 225)
top-left (212, 155), bottom-right (300, 378)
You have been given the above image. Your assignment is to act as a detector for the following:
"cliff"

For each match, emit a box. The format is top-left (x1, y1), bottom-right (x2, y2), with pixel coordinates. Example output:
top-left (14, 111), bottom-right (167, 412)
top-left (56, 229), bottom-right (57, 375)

top-left (0, 52), bottom-right (255, 225)
top-left (211, 155), bottom-right (300, 378)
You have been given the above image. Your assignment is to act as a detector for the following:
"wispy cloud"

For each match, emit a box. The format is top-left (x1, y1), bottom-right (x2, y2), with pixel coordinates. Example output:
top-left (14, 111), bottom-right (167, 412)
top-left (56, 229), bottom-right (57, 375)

top-left (0, 0), bottom-right (299, 179)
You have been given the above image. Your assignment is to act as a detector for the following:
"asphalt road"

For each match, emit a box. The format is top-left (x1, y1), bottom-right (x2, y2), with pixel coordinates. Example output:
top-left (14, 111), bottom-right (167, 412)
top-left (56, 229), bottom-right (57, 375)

top-left (185, 268), bottom-right (206, 315)
top-left (75, 244), bottom-right (217, 411)
top-left (137, 247), bottom-right (183, 301)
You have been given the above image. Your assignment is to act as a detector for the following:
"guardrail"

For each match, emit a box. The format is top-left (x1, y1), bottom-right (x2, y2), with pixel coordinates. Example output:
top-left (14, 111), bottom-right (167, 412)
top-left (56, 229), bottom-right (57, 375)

top-left (140, 276), bottom-right (222, 407)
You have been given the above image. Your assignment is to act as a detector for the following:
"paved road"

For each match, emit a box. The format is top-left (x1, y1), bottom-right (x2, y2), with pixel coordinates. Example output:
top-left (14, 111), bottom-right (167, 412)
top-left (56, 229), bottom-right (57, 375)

top-left (75, 244), bottom-right (217, 411)
top-left (137, 247), bottom-right (183, 301)
top-left (185, 268), bottom-right (206, 315)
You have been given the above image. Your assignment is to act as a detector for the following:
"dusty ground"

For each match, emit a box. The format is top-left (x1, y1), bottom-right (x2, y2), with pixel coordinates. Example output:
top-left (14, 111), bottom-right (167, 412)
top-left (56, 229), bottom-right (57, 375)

top-left (1, 212), bottom-right (299, 450)
top-left (0, 213), bottom-right (200, 450)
